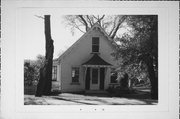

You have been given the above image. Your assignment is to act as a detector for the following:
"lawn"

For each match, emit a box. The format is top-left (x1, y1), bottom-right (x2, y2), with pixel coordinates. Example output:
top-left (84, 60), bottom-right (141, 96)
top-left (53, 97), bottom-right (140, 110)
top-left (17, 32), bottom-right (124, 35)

top-left (24, 89), bottom-right (158, 105)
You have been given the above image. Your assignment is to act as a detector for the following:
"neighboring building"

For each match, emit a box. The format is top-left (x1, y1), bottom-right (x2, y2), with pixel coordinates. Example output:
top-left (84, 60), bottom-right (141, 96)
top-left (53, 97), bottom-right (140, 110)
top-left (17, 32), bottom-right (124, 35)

top-left (52, 24), bottom-right (120, 92)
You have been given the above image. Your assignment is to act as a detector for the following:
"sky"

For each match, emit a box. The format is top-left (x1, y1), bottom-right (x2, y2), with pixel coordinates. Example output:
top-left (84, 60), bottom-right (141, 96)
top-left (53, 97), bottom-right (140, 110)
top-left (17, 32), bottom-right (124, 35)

top-left (20, 9), bottom-right (83, 60)
top-left (20, 9), bottom-right (131, 60)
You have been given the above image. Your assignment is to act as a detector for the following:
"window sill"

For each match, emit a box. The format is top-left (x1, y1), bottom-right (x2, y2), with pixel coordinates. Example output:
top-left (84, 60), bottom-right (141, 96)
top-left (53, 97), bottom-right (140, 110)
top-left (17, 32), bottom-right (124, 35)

top-left (70, 82), bottom-right (80, 85)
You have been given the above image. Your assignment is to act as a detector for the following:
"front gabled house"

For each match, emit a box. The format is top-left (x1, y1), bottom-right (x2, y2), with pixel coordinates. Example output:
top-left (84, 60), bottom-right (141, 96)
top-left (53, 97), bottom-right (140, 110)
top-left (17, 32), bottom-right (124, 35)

top-left (51, 24), bottom-right (120, 93)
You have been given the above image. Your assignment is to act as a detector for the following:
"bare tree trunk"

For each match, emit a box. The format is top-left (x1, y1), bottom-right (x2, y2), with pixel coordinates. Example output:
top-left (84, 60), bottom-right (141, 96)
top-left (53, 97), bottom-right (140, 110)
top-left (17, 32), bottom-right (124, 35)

top-left (146, 56), bottom-right (158, 99)
top-left (35, 15), bottom-right (54, 97)
top-left (148, 18), bottom-right (158, 100)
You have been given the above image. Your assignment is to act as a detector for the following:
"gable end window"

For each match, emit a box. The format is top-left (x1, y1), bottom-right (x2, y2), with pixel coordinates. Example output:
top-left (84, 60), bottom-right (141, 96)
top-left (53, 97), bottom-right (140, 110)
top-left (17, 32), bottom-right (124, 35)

top-left (72, 67), bottom-right (80, 83)
top-left (92, 37), bottom-right (99, 53)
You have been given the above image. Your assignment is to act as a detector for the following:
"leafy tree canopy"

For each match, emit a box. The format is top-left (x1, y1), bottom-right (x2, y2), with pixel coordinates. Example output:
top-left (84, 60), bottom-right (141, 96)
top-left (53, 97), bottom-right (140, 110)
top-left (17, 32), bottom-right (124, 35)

top-left (24, 54), bottom-right (45, 86)
top-left (63, 15), bottom-right (158, 99)
top-left (63, 15), bottom-right (158, 79)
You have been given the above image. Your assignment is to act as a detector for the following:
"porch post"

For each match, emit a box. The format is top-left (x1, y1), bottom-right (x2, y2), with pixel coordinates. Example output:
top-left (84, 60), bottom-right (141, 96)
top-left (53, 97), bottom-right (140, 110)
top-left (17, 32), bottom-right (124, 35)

top-left (84, 66), bottom-right (87, 81)
top-left (104, 67), bottom-right (109, 90)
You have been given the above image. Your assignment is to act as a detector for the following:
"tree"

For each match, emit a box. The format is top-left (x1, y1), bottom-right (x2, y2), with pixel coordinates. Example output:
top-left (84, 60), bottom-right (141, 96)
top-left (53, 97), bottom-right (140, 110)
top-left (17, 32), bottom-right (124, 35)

top-left (35, 15), bottom-right (54, 97)
top-left (64, 15), bottom-right (158, 99)
top-left (120, 73), bottom-right (129, 89)
top-left (24, 61), bottom-right (35, 86)
top-left (113, 15), bottom-right (158, 99)
top-left (63, 15), bottom-right (127, 39)
top-left (24, 55), bottom-right (45, 86)
top-left (36, 54), bottom-right (46, 68)
top-left (32, 55), bottom-right (45, 83)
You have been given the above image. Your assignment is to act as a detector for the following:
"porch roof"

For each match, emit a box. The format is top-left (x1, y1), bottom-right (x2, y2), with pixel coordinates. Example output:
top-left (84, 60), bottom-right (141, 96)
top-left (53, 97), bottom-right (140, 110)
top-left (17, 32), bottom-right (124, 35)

top-left (82, 54), bottom-right (112, 67)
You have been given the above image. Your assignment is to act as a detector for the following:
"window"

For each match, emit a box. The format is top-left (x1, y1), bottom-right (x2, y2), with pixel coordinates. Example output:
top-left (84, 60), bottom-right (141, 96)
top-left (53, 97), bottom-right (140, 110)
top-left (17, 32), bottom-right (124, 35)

top-left (92, 37), bottom-right (99, 53)
top-left (52, 66), bottom-right (57, 81)
top-left (72, 67), bottom-right (80, 83)
top-left (110, 69), bottom-right (118, 83)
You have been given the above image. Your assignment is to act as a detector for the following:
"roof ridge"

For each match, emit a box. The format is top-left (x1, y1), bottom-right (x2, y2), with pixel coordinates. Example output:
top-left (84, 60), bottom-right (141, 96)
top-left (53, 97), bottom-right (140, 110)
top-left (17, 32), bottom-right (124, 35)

top-left (57, 23), bottom-right (117, 62)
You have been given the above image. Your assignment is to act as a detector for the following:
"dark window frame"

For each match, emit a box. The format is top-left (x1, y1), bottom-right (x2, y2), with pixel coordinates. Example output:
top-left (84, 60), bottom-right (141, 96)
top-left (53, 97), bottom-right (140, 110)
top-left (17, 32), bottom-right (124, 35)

top-left (92, 37), bottom-right (99, 53)
top-left (71, 67), bottom-right (80, 83)
top-left (52, 66), bottom-right (57, 81)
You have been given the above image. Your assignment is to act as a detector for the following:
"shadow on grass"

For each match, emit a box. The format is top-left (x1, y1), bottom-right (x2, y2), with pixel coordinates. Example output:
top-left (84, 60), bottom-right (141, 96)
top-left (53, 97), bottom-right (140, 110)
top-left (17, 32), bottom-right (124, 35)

top-left (24, 88), bottom-right (158, 105)
top-left (66, 90), bottom-right (158, 105)
top-left (52, 97), bottom-right (97, 105)
top-left (117, 93), bottom-right (158, 105)
top-left (24, 89), bottom-right (61, 96)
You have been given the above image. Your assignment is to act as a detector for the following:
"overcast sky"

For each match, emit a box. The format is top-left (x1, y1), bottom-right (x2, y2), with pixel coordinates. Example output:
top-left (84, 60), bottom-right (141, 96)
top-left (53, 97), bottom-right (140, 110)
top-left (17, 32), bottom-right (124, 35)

top-left (20, 9), bottom-right (131, 60)
top-left (20, 9), bottom-right (83, 60)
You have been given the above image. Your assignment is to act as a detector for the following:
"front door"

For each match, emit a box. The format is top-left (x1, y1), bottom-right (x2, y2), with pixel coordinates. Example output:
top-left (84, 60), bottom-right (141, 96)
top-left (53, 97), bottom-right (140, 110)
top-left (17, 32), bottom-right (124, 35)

top-left (90, 68), bottom-right (99, 90)
top-left (100, 68), bottom-right (105, 90)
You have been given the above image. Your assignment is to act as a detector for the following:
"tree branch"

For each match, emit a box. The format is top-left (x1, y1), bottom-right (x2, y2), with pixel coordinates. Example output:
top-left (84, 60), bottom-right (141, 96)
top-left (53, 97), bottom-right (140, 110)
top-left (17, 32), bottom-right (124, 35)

top-left (99, 15), bottom-right (105, 21)
top-left (86, 15), bottom-right (93, 27)
top-left (92, 15), bottom-right (105, 25)
top-left (92, 15), bottom-right (99, 23)
top-left (78, 15), bottom-right (89, 31)
top-left (108, 22), bottom-right (116, 36)
top-left (73, 24), bottom-right (86, 33)
top-left (111, 15), bottom-right (127, 39)
top-left (35, 15), bottom-right (44, 19)
top-left (98, 15), bottom-right (105, 26)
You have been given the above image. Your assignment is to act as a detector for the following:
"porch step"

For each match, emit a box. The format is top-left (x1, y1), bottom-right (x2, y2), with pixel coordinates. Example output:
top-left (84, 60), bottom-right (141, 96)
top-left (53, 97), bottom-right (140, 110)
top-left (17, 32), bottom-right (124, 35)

top-left (85, 90), bottom-right (108, 94)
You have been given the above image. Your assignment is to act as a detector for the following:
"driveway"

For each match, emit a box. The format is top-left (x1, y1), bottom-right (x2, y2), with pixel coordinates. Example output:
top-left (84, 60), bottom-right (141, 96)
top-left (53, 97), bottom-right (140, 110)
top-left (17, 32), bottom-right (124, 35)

top-left (24, 93), bottom-right (158, 105)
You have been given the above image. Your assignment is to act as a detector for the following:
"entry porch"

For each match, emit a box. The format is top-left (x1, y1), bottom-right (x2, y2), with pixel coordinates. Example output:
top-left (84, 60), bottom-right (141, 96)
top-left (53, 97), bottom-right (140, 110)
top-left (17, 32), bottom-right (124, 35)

top-left (82, 54), bottom-right (112, 91)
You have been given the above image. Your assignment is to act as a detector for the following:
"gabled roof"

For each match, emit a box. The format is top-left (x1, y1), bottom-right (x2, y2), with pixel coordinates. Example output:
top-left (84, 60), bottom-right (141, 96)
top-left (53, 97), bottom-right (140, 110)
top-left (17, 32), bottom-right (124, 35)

top-left (82, 54), bottom-right (112, 67)
top-left (57, 23), bottom-right (117, 62)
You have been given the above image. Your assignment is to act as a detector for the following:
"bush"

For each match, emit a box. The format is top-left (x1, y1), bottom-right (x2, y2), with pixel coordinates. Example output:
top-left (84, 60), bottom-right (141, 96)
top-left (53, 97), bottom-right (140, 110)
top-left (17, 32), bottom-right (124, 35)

top-left (106, 85), bottom-right (136, 96)
top-left (120, 73), bottom-right (129, 88)
top-left (24, 55), bottom-right (45, 87)
top-left (106, 85), bottom-right (116, 94)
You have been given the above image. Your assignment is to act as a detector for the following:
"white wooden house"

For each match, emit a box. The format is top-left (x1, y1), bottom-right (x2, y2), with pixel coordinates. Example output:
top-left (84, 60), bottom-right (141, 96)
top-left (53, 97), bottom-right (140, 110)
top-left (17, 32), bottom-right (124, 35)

top-left (52, 24), bottom-right (120, 92)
